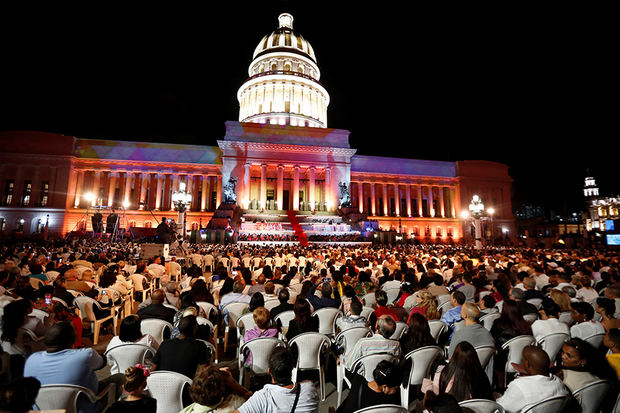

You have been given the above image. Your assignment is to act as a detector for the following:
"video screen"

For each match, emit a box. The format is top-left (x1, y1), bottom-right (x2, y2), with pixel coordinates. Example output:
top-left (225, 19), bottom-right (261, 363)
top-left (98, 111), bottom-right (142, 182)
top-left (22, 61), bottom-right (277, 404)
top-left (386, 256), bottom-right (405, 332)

top-left (607, 234), bottom-right (620, 246)
top-left (605, 220), bottom-right (615, 231)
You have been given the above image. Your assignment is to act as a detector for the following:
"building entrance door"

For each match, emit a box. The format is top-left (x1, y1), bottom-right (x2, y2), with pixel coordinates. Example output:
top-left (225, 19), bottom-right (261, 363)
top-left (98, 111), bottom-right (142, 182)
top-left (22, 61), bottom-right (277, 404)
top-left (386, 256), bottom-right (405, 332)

top-left (282, 190), bottom-right (290, 210)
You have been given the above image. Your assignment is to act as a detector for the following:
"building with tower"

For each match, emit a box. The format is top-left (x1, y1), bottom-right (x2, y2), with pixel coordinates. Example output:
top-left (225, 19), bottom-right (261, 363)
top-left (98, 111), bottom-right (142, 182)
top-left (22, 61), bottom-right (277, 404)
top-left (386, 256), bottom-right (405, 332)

top-left (0, 13), bottom-right (515, 244)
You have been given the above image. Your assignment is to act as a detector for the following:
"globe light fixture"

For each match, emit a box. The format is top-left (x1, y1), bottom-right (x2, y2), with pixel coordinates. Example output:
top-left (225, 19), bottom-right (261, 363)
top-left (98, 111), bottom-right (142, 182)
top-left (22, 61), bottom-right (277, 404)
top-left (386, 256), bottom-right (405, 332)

top-left (172, 181), bottom-right (192, 237)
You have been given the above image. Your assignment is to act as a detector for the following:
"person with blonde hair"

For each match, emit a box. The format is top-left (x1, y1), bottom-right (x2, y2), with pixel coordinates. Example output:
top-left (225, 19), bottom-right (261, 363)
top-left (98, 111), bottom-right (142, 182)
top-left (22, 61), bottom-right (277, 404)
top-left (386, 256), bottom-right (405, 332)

top-left (242, 307), bottom-right (278, 366)
top-left (407, 291), bottom-right (440, 323)
top-left (106, 364), bottom-right (156, 413)
top-left (549, 289), bottom-right (571, 312)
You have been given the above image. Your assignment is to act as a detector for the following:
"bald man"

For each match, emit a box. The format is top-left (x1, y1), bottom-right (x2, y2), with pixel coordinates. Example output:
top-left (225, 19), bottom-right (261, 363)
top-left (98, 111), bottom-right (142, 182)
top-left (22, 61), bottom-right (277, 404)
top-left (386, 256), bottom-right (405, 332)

top-left (447, 302), bottom-right (495, 359)
top-left (497, 346), bottom-right (569, 413)
top-left (136, 289), bottom-right (176, 324)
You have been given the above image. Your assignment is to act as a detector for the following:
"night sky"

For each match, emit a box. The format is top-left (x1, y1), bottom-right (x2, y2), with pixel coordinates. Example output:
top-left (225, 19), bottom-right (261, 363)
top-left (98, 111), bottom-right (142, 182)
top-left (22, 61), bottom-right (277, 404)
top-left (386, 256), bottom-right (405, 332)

top-left (1, 3), bottom-right (616, 215)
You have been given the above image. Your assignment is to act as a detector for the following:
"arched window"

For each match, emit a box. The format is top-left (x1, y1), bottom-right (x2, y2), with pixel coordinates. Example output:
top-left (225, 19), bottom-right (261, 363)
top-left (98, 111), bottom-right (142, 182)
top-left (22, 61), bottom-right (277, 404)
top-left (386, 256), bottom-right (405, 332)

top-left (129, 221), bottom-right (136, 228)
top-left (144, 221), bottom-right (152, 228)
top-left (284, 63), bottom-right (291, 72)
top-left (191, 223), bottom-right (199, 230)
top-left (271, 63), bottom-right (278, 71)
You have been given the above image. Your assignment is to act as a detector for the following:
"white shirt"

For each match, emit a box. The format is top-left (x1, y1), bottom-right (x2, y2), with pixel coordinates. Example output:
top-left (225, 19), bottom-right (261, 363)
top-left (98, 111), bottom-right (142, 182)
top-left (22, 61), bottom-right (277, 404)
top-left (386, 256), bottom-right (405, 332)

top-left (147, 263), bottom-right (166, 278)
top-left (576, 287), bottom-right (598, 303)
top-left (533, 273), bottom-right (549, 290)
top-left (497, 374), bottom-right (569, 413)
top-left (531, 318), bottom-right (570, 341)
top-left (238, 381), bottom-right (319, 413)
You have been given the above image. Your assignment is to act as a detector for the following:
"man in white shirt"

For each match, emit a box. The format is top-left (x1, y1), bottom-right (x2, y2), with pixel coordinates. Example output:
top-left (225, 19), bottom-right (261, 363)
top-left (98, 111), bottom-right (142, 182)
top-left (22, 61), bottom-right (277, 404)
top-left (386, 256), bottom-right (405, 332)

top-left (531, 301), bottom-right (569, 341)
top-left (532, 265), bottom-right (549, 290)
top-left (147, 256), bottom-right (166, 278)
top-left (570, 302), bottom-right (605, 343)
top-left (496, 345), bottom-right (569, 413)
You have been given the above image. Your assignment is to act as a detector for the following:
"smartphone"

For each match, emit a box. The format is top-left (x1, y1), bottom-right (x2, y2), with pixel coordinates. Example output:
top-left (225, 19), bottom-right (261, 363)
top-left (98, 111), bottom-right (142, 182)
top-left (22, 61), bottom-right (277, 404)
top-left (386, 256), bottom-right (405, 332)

top-left (58, 258), bottom-right (63, 263)
top-left (45, 294), bottom-right (52, 305)
top-left (102, 291), bottom-right (108, 296)
top-left (232, 271), bottom-right (238, 276)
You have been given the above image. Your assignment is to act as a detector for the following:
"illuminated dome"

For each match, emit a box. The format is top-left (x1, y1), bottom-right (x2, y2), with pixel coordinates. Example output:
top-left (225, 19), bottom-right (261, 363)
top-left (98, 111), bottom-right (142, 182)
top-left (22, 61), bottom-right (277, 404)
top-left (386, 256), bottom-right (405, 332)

top-left (238, 13), bottom-right (330, 128)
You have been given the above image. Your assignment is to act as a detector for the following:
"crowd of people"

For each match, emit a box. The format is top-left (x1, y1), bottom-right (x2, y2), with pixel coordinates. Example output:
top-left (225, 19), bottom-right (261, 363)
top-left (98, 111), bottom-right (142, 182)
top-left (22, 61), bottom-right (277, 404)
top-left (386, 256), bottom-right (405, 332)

top-left (0, 239), bottom-right (619, 412)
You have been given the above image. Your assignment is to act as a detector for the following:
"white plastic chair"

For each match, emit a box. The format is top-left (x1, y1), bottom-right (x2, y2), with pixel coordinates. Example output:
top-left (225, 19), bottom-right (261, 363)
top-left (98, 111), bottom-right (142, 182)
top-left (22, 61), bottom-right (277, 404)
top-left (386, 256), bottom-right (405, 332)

top-left (573, 380), bottom-right (612, 413)
top-left (236, 312), bottom-right (258, 354)
top-left (558, 311), bottom-right (574, 326)
top-left (385, 288), bottom-right (401, 304)
top-left (30, 308), bottom-right (49, 323)
top-left (312, 307), bottom-right (342, 337)
top-left (438, 300), bottom-right (454, 314)
top-left (222, 302), bottom-right (249, 352)
top-left (51, 297), bottom-right (69, 308)
top-left (400, 345), bottom-right (443, 409)
top-left (436, 294), bottom-right (451, 307)
top-left (501, 335), bottom-right (536, 386)
top-left (360, 306), bottom-right (375, 320)
top-left (264, 299), bottom-right (280, 311)
top-left (402, 294), bottom-right (418, 313)
top-left (35, 383), bottom-right (114, 413)
top-left (479, 313), bottom-right (500, 331)
top-left (523, 313), bottom-right (539, 324)
top-left (351, 352), bottom-right (399, 383)
top-left (74, 296), bottom-right (116, 345)
top-left (274, 310), bottom-right (295, 330)
top-left (390, 321), bottom-right (409, 340)
top-left (353, 404), bottom-right (408, 413)
top-left (474, 345), bottom-right (496, 370)
top-left (536, 331), bottom-right (569, 362)
top-left (335, 327), bottom-right (372, 406)
top-left (428, 320), bottom-right (447, 342)
top-left (129, 273), bottom-right (151, 302)
top-left (146, 370), bottom-right (192, 413)
top-left (526, 298), bottom-right (543, 309)
top-left (140, 318), bottom-right (173, 345)
top-left (289, 332), bottom-right (331, 401)
top-left (196, 301), bottom-right (219, 321)
top-left (582, 332), bottom-right (606, 349)
top-left (104, 343), bottom-right (155, 375)
top-left (238, 337), bottom-right (285, 386)
top-left (29, 277), bottom-right (44, 289)
top-left (362, 293), bottom-right (377, 308)
top-left (521, 395), bottom-right (569, 413)
top-left (458, 399), bottom-right (505, 413)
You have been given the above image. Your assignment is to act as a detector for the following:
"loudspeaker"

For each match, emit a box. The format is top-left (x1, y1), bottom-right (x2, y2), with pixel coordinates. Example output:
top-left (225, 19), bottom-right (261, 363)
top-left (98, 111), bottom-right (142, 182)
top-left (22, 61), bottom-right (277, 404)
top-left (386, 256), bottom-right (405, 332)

top-left (106, 213), bottom-right (119, 233)
top-left (91, 213), bottom-right (103, 233)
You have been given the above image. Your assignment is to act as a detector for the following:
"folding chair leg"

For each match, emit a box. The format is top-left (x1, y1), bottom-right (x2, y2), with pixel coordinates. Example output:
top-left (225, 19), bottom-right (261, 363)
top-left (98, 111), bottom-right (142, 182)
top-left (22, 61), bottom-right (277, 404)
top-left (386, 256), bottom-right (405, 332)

top-left (224, 327), bottom-right (229, 353)
top-left (93, 322), bottom-right (101, 345)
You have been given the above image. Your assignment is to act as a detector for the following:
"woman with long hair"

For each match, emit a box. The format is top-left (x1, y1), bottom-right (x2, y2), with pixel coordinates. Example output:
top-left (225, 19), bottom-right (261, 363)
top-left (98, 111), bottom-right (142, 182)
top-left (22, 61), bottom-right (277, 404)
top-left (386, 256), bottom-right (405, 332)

top-left (549, 289), bottom-right (571, 313)
top-left (285, 297), bottom-right (318, 342)
top-left (407, 291), bottom-right (440, 323)
top-left (190, 279), bottom-right (214, 304)
top-left (0, 299), bottom-right (47, 356)
top-left (105, 315), bottom-right (159, 374)
top-left (490, 299), bottom-right (532, 348)
top-left (401, 313), bottom-right (436, 355)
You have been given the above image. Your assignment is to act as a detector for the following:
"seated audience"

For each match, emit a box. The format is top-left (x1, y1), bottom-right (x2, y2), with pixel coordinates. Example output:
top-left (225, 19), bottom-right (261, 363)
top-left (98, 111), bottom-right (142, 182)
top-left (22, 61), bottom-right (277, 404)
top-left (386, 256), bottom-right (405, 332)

top-left (343, 315), bottom-right (401, 372)
top-left (243, 307), bottom-right (278, 366)
top-left (270, 288), bottom-right (293, 320)
top-left (448, 302), bottom-right (495, 359)
top-left (136, 289), bottom-right (176, 324)
top-left (337, 360), bottom-right (401, 412)
top-left (106, 315), bottom-right (159, 374)
top-left (181, 365), bottom-right (250, 413)
top-left (285, 298), bottom-right (319, 342)
top-left (106, 364), bottom-right (157, 413)
top-left (553, 338), bottom-right (617, 392)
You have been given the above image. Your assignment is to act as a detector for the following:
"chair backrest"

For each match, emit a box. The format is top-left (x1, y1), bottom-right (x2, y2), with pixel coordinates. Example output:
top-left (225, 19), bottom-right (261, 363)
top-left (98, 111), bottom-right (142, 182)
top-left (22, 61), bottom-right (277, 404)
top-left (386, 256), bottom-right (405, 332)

top-left (458, 399), bottom-right (505, 413)
top-left (104, 343), bottom-right (155, 374)
top-left (573, 380), bottom-right (612, 413)
top-left (428, 320), bottom-right (447, 342)
top-left (360, 306), bottom-right (375, 320)
top-left (238, 312), bottom-right (257, 337)
top-left (526, 298), bottom-right (543, 309)
top-left (223, 302), bottom-right (250, 325)
top-left (196, 316), bottom-right (215, 332)
top-left (474, 345), bottom-right (496, 369)
top-left (404, 345), bottom-right (443, 386)
top-left (385, 288), bottom-right (401, 304)
top-left (195, 301), bottom-right (218, 320)
top-left (30, 308), bottom-right (49, 323)
top-left (264, 299), bottom-right (280, 311)
top-left (351, 352), bottom-right (400, 382)
top-left (353, 404), bottom-right (408, 413)
top-left (501, 335), bottom-right (536, 374)
top-left (67, 289), bottom-right (83, 297)
top-left (288, 332), bottom-right (330, 370)
top-left (29, 277), bottom-right (43, 289)
top-left (521, 395), bottom-right (569, 413)
top-left (239, 337), bottom-right (285, 375)
top-left (312, 307), bottom-right (342, 336)
top-left (362, 293), bottom-right (377, 308)
top-left (536, 332), bottom-right (569, 362)
top-left (52, 297), bottom-right (69, 307)
top-left (582, 332), bottom-right (605, 349)
top-left (35, 384), bottom-right (96, 413)
top-left (146, 371), bottom-right (192, 413)
top-left (438, 300), bottom-right (454, 314)
top-left (140, 318), bottom-right (173, 344)
top-left (479, 313), bottom-right (501, 331)
top-left (436, 294), bottom-right (452, 307)
top-left (402, 294), bottom-right (418, 313)
top-left (390, 321), bottom-right (409, 340)
top-left (74, 296), bottom-right (97, 321)
top-left (523, 313), bottom-right (539, 324)
top-left (558, 311), bottom-right (573, 325)
top-left (335, 327), bottom-right (372, 356)
top-left (197, 339), bottom-right (217, 361)
top-left (274, 310), bottom-right (295, 329)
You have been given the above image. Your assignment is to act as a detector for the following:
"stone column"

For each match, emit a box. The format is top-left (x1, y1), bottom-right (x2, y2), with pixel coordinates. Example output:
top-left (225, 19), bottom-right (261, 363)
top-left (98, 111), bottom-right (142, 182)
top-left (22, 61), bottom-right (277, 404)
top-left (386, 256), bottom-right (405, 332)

top-left (74, 170), bottom-right (85, 208)
top-left (172, 174), bottom-right (179, 193)
top-left (139, 173), bottom-right (148, 210)
top-left (123, 172), bottom-right (132, 208)
top-left (243, 163), bottom-right (251, 209)
top-left (107, 172), bottom-right (117, 207)
top-left (216, 175), bottom-right (222, 208)
top-left (358, 182), bottom-right (364, 213)
top-left (325, 167), bottom-right (331, 211)
top-left (439, 186), bottom-right (446, 218)
top-left (417, 185), bottom-right (423, 217)
top-left (293, 165), bottom-right (300, 210)
top-left (92, 171), bottom-right (101, 206)
top-left (394, 184), bottom-right (400, 217)
top-left (206, 176), bottom-right (213, 211)
top-left (428, 186), bottom-right (435, 217)
top-left (277, 165), bottom-right (284, 210)
top-left (450, 186), bottom-right (456, 218)
top-left (260, 164), bottom-right (267, 210)
top-left (406, 184), bottom-right (412, 217)
top-left (309, 166), bottom-right (315, 210)
top-left (155, 173), bottom-right (163, 210)
top-left (200, 175), bottom-right (208, 211)
top-left (382, 183), bottom-right (388, 216)
top-left (370, 183), bottom-right (376, 216)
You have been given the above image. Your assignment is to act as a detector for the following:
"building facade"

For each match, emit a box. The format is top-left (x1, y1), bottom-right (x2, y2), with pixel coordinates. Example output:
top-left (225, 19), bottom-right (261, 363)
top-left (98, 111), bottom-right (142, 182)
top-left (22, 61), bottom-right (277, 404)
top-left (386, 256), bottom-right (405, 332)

top-left (0, 13), bottom-right (516, 243)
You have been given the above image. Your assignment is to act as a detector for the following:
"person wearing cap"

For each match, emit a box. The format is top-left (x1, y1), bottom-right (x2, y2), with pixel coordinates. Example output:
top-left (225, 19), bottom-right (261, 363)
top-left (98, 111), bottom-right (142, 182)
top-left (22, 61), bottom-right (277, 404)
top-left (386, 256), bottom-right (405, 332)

top-left (496, 345), bottom-right (569, 413)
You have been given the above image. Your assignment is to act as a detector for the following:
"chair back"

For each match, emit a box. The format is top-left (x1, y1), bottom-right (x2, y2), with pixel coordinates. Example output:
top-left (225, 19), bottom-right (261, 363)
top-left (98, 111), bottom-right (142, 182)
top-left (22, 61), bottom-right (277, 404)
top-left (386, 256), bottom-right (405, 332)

top-left (360, 306), bottom-right (375, 320)
top-left (582, 332), bottom-right (606, 349)
top-left (402, 294), bottom-right (418, 313)
top-left (573, 380), bottom-right (612, 413)
top-left (264, 299), bottom-right (280, 311)
top-left (428, 320), bottom-right (447, 342)
top-left (29, 277), bottom-right (43, 289)
top-left (237, 312), bottom-right (257, 338)
top-left (239, 337), bottom-right (285, 375)
top-left (390, 321), bottom-right (409, 340)
top-left (558, 311), bottom-right (573, 325)
top-left (536, 332), bottom-right (569, 362)
top-left (351, 352), bottom-right (399, 382)
top-left (362, 293), bottom-right (377, 308)
top-left (312, 307), bottom-right (342, 336)
top-left (30, 308), bottom-right (49, 323)
top-left (195, 301), bottom-right (219, 321)
top-left (474, 345), bottom-right (496, 369)
top-left (523, 313), bottom-right (538, 324)
top-left (35, 384), bottom-right (96, 413)
top-left (104, 343), bottom-right (155, 374)
top-left (52, 297), bottom-right (69, 307)
top-left (436, 294), bottom-right (451, 307)
top-left (404, 345), bottom-right (443, 386)
top-left (288, 332), bottom-right (330, 370)
top-left (197, 339), bottom-right (217, 361)
top-left (479, 313), bottom-right (500, 331)
top-left (353, 404), bottom-right (408, 413)
top-left (526, 298), bottom-right (543, 309)
top-left (438, 300), bottom-right (454, 314)
top-left (501, 335), bottom-right (536, 374)
top-left (74, 296), bottom-right (97, 321)
top-left (385, 288), bottom-right (401, 304)
top-left (458, 399), bottom-right (505, 413)
top-left (223, 302), bottom-right (250, 326)
top-left (146, 371), bottom-right (192, 413)
top-left (274, 310), bottom-right (295, 329)
top-left (140, 318), bottom-right (173, 344)
top-left (521, 395), bottom-right (569, 413)
top-left (335, 327), bottom-right (372, 357)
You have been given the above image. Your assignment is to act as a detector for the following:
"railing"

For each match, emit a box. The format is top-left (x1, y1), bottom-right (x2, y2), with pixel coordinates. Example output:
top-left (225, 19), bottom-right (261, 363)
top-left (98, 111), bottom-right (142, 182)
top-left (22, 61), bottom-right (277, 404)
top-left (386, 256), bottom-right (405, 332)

top-left (243, 70), bottom-right (323, 87)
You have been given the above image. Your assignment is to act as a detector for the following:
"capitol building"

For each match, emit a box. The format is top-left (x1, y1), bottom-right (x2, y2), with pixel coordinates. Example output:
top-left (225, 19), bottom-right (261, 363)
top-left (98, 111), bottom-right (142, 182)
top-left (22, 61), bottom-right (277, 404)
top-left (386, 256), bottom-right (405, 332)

top-left (0, 13), bottom-right (515, 243)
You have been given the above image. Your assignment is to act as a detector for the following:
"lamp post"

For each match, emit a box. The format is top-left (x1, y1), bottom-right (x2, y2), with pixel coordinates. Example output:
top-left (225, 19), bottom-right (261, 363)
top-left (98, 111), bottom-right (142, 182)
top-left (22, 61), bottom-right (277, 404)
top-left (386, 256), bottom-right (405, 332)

top-left (487, 207), bottom-right (495, 246)
top-left (467, 195), bottom-right (485, 250)
top-left (172, 181), bottom-right (192, 238)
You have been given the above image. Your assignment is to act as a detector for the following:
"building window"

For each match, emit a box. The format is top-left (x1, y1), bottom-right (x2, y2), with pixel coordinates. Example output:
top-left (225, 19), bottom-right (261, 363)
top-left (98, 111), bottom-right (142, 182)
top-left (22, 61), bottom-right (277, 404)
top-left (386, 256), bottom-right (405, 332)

top-left (144, 221), bottom-right (152, 228)
top-left (40, 182), bottom-right (49, 207)
top-left (16, 219), bottom-right (24, 232)
top-left (0, 218), bottom-right (5, 231)
top-left (22, 181), bottom-right (32, 206)
top-left (4, 180), bottom-right (15, 206)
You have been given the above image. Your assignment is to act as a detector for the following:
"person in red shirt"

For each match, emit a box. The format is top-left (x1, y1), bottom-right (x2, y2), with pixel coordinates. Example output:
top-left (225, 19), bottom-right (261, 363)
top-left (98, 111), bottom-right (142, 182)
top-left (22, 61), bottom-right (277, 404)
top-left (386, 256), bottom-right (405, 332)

top-left (373, 290), bottom-right (399, 321)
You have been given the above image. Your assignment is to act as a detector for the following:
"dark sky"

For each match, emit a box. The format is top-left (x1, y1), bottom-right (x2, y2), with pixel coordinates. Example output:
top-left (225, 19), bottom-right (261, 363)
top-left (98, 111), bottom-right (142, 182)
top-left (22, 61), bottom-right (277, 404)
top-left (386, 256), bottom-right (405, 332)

top-left (1, 3), bottom-right (616, 215)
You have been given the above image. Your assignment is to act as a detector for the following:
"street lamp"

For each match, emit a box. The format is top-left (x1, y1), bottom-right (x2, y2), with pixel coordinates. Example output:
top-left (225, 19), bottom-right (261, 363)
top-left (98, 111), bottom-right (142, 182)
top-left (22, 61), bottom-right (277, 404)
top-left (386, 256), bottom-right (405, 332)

top-left (467, 195), bottom-right (485, 250)
top-left (487, 207), bottom-right (495, 246)
top-left (172, 181), bottom-right (192, 238)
